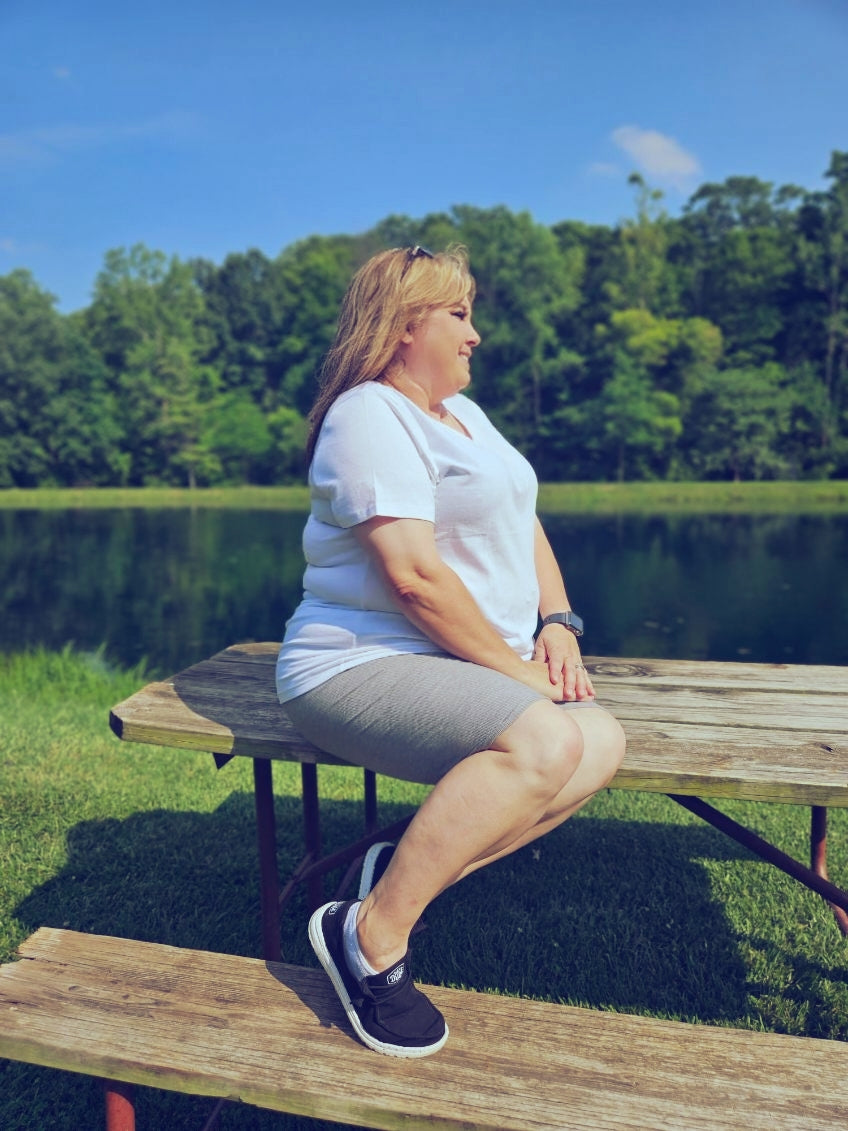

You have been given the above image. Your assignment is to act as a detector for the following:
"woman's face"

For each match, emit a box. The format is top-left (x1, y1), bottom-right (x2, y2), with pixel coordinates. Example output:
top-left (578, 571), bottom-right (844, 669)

top-left (400, 296), bottom-right (481, 403)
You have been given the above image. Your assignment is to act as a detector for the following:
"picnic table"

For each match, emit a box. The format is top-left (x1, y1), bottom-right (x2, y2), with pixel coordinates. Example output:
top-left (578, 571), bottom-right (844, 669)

top-left (109, 642), bottom-right (848, 960)
top-left (4, 644), bottom-right (846, 1129)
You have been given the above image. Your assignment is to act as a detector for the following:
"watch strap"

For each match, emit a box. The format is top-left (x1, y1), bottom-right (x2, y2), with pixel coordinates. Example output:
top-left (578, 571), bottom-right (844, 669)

top-left (540, 611), bottom-right (584, 637)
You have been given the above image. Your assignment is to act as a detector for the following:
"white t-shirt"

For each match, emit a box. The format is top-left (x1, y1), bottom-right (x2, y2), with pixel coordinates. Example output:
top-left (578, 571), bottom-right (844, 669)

top-left (275, 382), bottom-right (540, 702)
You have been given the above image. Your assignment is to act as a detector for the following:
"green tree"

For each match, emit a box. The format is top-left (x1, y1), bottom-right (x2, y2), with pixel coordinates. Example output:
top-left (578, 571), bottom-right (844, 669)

top-left (86, 246), bottom-right (219, 485)
top-left (589, 351), bottom-right (682, 481)
top-left (683, 364), bottom-right (794, 481)
top-left (267, 405), bottom-right (309, 482)
top-left (273, 236), bottom-right (360, 415)
top-left (777, 362), bottom-right (842, 478)
top-left (605, 174), bottom-right (678, 314)
top-left (193, 249), bottom-right (287, 403)
top-left (0, 271), bottom-right (62, 485)
top-left (796, 152), bottom-right (848, 436)
top-left (203, 392), bottom-right (273, 483)
top-left (0, 271), bottom-right (123, 486)
top-left (601, 308), bottom-right (723, 402)
top-left (451, 205), bottom-right (584, 473)
top-left (679, 177), bottom-right (801, 366)
top-left (44, 317), bottom-right (127, 485)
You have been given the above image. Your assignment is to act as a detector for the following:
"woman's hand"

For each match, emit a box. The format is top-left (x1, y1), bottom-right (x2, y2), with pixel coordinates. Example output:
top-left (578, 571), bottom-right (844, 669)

top-left (532, 623), bottom-right (595, 702)
top-left (516, 659), bottom-right (566, 701)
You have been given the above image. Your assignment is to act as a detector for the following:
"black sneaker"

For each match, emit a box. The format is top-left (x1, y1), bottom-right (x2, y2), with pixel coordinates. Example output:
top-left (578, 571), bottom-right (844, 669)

top-left (357, 842), bottom-right (395, 899)
top-left (308, 900), bottom-right (448, 1058)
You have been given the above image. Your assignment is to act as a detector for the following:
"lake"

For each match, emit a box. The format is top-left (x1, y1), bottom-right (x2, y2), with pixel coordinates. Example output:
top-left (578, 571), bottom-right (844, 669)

top-left (1, 508), bottom-right (846, 675)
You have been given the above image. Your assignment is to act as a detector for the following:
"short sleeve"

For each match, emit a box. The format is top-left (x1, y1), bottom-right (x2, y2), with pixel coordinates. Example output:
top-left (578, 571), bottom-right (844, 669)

top-left (310, 386), bottom-right (437, 528)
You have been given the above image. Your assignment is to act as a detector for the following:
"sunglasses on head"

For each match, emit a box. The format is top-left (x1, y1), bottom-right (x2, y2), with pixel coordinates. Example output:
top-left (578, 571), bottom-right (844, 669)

top-left (401, 245), bottom-right (435, 276)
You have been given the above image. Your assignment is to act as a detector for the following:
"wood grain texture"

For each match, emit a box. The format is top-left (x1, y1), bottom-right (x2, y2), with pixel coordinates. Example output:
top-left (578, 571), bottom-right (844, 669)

top-left (3, 929), bottom-right (847, 1130)
top-left (109, 643), bottom-right (848, 806)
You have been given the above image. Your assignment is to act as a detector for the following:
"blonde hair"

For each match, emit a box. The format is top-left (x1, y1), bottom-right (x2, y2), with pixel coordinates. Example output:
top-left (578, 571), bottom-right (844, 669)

top-left (307, 245), bottom-right (475, 459)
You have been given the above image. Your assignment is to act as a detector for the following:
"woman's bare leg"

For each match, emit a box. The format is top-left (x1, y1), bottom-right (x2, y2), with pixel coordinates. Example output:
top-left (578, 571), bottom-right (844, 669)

top-left (356, 702), bottom-right (625, 971)
top-left (453, 706), bottom-right (625, 880)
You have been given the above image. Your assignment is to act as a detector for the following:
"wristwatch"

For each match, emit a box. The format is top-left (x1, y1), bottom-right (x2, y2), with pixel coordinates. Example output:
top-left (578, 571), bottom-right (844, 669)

top-left (540, 611), bottom-right (584, 637)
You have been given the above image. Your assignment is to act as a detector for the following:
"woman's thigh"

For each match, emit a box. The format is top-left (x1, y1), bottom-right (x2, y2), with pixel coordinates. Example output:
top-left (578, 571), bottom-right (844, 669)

top-left (283, 653), bottom-right (547, 785)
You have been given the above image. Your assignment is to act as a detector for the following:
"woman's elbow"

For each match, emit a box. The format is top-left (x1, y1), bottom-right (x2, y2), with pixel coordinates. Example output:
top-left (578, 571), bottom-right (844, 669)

top-left (384, 566), bottom-right (440, 610)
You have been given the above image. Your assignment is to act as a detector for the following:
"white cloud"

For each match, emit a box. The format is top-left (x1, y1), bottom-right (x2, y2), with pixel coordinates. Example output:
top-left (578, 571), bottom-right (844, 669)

top-left (587, 161), bottom-right (621, 179)
top-left (0, 236), bottom-right (47, 258)
top-left (0, 111), bottom-right (201, 167)
top-left (611, 125), bottom-right (701, 191)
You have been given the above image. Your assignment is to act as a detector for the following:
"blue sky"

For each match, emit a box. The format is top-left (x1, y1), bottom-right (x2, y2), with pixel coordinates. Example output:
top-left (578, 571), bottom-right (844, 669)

top-left (3, 0), bottom-right (847, 312)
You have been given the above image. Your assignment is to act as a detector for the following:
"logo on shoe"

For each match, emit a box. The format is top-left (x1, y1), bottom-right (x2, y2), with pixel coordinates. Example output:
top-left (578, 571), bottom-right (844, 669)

top-left (386, 963), bottom-right (405, 984)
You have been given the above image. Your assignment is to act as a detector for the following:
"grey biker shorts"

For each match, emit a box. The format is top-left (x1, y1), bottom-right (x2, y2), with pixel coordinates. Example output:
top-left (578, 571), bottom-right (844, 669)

top-left (283, 652), bottom-right (598, 785)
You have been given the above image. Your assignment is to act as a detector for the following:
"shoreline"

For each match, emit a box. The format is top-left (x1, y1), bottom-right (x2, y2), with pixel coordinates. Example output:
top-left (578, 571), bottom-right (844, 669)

top-left (2, 480), bottom-right (848, 513)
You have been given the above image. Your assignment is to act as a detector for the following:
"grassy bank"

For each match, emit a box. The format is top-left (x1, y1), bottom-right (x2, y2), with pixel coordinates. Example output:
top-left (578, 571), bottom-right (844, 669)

top-left (1, 648), bottom-right (846, 1128)
top-left (2, 480), bottom-right (848, 513)
top-left (536, 478), bottom-right (848, 513)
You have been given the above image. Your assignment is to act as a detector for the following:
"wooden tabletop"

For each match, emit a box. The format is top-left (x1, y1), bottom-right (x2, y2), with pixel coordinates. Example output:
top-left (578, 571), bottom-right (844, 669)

top-left (110, 642), bottom-right (848, 808)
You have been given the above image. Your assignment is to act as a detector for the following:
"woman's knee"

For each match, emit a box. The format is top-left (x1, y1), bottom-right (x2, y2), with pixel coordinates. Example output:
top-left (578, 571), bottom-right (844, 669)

top-left (577, 708), bottom-right (627, 786)
top-left (494, 701), bottom-right (583, 796)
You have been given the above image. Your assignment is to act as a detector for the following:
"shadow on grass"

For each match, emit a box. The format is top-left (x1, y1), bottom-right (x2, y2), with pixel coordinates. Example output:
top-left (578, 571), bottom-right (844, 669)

top-left (424, 813), bottom-right (753, 1021)
top-left (13, 792), bottom-right (757, 1023)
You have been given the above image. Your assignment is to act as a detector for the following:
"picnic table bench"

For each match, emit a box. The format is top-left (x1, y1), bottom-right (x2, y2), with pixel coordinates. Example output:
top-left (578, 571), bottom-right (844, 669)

top-left (3, 926), bottom-right (848, 1130)
top-left (108, 641), bottom-right (848, 960)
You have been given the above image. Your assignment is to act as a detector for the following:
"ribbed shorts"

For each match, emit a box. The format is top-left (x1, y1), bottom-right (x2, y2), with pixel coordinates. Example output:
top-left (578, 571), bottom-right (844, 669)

top-left (283, 653), bottom-right (597, 785)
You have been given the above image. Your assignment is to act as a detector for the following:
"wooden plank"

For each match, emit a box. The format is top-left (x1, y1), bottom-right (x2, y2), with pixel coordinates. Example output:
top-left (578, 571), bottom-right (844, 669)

top-left (600, 685), bottom-right (848, 733)
top-left (109, 675), bottom-right (346, 765)
top-left (585, 655), bottom-right (848, 695)
top-left (190, 643), bottom-right (837, 691)
top-left (209, 641), bottom-right (279, 665)
top-left (211, 644), bottom-right (848, 695)
top-left (110, 645), bottom-right (848, 805)
top-left (614, 720), bottom-right (847, 806)
top-left (3, 929), bottom-right (848, 1130)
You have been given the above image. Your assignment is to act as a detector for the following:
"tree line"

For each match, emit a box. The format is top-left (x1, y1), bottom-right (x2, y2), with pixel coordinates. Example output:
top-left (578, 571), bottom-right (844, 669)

top-left (2, 150), bottom-right (847, 487)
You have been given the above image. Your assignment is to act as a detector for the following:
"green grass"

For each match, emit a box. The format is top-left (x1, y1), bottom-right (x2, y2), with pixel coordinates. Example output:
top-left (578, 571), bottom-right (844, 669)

top-left (1, 648), bottom-right (847, 1129)
top-left (536, 478), bottom-right (848, 513)
top-left (2, 480), bottom-right (848, 513)
top-left (0, 485), bottom-right (313, 511)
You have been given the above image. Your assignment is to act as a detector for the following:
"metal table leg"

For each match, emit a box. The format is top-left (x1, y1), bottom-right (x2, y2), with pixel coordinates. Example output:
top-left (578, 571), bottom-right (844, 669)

top-left (252, 758), bottom-right (282, 961)
top-left (103, 1080), bottom-right (135, 1131)
top-left (669, 794), bottom-right (848, 936)
top-left (300, 763), bottom-right (324, 909)
top-left (811, 805), bottom-right (848, 936)
top-left (250, 758), bottom-right (414, 951)
top-left (364, 769), bottom-right (378, 831)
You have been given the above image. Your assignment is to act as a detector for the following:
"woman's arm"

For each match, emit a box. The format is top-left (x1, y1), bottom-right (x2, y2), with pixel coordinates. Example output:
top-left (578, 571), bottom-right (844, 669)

top-left (531, 517), bottom-right (594, 701)
top-left (353, 515), bottom-right (565, 701)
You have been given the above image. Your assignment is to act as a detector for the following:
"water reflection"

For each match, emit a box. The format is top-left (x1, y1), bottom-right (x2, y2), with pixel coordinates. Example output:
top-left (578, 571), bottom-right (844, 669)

top-left (541, 513), bottom-right (847, 667)
top-left (1, 508), bottom-right (845, 674)
top-left (0, 509), bottom-right (305, 675)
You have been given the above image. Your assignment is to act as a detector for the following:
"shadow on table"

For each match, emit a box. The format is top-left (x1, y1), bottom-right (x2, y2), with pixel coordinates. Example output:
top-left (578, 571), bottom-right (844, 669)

top-left (13, 790), bottom-right (761, 1023)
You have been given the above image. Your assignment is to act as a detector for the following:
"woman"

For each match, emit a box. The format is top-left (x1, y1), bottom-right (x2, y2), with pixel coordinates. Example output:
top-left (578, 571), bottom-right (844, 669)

top-left (276, 244), bottom-right (626, 1058)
